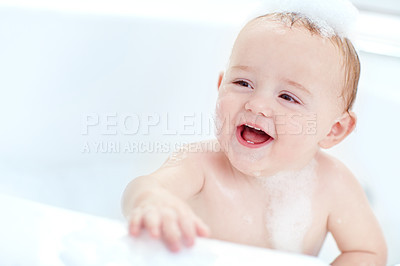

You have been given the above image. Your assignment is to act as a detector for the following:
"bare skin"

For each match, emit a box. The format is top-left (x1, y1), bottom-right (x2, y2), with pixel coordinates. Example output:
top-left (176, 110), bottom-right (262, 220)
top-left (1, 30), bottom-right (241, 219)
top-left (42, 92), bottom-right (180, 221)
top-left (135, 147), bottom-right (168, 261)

top-left (122, 19), bottom-right (387, 265)
top-left (122, 143), bottom-right (386, 264)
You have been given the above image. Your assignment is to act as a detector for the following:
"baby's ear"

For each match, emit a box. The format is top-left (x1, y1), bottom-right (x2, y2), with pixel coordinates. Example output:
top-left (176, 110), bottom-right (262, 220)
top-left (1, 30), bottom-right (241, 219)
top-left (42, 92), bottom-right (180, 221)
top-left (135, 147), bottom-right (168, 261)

top-left (318, 111), bottom-right (357, 149)
top-left (217, 71), bottom-right (224, 91)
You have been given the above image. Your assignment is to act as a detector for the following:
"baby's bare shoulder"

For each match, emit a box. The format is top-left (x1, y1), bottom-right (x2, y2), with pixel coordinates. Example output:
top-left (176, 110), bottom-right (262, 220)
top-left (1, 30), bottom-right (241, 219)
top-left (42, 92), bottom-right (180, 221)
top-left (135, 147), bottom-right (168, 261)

top-left (315, 150), bottom-right (372, 221)
top-left (315, 150), bottom-right (359, 190)
top-left (148, 140), bottom-right (222, 198)
top-left (316, 152), bottom-right (387, 261)
top-left (314, 150), bottom-right (371, 211)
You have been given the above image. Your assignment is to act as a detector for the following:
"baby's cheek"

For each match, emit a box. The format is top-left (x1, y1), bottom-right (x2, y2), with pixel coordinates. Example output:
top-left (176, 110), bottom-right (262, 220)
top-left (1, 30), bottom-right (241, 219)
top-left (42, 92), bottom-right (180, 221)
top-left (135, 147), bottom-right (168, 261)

top-left (215, 95), bottom-right (235, 126)
top-left (216, 93), bottom-right (232, 111)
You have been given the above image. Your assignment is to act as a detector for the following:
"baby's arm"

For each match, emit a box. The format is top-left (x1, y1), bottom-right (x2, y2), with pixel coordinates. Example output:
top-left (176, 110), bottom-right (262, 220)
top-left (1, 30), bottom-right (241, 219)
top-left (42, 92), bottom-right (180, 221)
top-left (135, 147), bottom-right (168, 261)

top-left (328, 168), bottom-right (387, 265)
top-left (121, 150), bottom-right (210, 252)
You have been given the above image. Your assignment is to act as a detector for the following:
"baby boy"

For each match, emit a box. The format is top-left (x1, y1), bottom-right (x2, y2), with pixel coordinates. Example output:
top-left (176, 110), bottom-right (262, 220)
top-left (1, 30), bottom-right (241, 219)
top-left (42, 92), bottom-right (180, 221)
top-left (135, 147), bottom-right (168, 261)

top-left (122, 4), bottom-right (387, 266)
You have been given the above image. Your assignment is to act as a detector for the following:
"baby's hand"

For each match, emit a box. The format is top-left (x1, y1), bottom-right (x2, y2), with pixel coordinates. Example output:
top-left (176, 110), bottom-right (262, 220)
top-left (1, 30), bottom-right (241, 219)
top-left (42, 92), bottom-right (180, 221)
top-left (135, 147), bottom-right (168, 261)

top-left (127, 189), bottom-right (210, 252)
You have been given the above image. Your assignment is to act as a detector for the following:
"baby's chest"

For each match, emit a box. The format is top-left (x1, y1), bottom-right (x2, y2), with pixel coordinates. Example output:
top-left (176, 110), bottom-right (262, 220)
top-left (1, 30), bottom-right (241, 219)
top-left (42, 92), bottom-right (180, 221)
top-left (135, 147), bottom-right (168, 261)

top-left (199, 198), bottom-right (272, 248)
top-left (191, 184), bottom-right (327, 253)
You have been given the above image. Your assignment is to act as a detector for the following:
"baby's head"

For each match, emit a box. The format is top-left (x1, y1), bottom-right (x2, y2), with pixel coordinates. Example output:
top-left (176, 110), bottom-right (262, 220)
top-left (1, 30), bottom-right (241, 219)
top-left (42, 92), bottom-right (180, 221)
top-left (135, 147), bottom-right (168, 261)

top-left (215, 11), bottom-right (360, 176)
top-left (253, 12), bottom-right (360, 111)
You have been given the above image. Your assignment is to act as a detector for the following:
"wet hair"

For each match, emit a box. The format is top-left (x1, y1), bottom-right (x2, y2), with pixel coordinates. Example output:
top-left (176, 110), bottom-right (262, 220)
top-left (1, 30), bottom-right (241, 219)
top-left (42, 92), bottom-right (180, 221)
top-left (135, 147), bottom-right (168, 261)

top-left (253, 12), bottom-right (360, 111)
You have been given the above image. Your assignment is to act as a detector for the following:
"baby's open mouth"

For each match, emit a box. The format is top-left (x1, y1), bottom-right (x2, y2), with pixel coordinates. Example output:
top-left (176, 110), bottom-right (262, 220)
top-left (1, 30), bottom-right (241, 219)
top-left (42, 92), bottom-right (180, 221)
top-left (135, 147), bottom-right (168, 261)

top-left (236, 124), bottom-right (274, 148)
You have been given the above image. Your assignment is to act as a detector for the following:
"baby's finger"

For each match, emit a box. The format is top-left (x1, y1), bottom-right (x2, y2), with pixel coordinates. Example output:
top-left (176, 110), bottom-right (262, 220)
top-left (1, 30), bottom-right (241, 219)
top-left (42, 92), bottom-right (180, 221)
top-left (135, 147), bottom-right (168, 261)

top-left (128, 210), bottom-right (143, 237)
top-left (178, 214), bottom-right (196, 247)
top-left (143, 209), bottom-right (161, 238)
top-left (194, 216), bottom-right (210, 237)
top-left (161, 211), bottom-right (182, 252)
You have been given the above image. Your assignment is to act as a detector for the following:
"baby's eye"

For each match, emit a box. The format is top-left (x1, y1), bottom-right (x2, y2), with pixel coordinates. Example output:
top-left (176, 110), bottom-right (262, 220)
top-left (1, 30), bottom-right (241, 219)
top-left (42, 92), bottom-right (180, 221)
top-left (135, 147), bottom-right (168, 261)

top-left (279, 93), bottom-right (300, 104)
top-left (234, 80), bottom-right (252, 89)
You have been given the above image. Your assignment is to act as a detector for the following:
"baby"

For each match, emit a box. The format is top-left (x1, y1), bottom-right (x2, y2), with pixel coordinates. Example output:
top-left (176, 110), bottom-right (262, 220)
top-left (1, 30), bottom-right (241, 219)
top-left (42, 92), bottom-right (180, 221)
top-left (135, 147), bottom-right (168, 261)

top-left (122, 6), bottom-right (387, 266)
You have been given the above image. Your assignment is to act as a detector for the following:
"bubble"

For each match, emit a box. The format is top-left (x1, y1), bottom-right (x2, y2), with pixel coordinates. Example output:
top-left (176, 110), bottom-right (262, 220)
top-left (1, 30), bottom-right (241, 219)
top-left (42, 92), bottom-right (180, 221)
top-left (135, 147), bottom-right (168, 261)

top-left (261, 159), bottom-right (318, 253)
top-left (254, 0), bottom-right (359, 38)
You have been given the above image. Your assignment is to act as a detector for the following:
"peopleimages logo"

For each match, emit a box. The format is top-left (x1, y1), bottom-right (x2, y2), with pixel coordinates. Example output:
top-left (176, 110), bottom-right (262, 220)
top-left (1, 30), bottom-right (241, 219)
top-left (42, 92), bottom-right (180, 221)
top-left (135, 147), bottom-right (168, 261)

top-left (80, 112), bottom-right (317, 154)
top-left (81, 112), bottom-right (215, 136)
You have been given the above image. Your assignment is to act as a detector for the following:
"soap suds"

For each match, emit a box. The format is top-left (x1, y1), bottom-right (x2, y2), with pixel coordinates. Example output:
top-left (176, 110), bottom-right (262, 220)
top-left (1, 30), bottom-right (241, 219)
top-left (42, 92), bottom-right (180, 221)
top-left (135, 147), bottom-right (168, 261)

top-left (252, 171), bottom-right (262, 177)
top-left (214, 98), bottom-right (227, 137)
top-left (258, 159), bottom-right (317, 253)
top-left (253, 0), bottom-right (359, 38)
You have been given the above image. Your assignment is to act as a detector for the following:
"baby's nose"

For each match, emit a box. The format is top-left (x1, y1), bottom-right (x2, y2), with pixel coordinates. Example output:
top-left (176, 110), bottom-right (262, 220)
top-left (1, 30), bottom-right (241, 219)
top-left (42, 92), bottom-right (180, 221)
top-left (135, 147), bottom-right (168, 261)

top-left (244, 93), bottom-right (274, 118)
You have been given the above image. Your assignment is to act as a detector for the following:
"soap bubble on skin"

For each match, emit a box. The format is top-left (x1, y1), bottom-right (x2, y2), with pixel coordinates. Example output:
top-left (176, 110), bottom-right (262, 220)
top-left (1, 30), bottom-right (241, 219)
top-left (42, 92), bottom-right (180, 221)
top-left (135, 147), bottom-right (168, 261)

top-left (258, 159), bottom-right (318, 253)
top-left (213, 99), bottom-right (229, 138)
top-left (252, 171), bottom-right (262, 177)
top-left (252, 0), bottom-right (359, 38)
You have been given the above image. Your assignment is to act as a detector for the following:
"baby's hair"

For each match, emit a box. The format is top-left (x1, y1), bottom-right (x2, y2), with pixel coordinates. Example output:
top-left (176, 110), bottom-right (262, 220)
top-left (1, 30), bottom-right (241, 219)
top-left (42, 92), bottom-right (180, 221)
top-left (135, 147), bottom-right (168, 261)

top-left (252, 12), bottom-right (360, 111)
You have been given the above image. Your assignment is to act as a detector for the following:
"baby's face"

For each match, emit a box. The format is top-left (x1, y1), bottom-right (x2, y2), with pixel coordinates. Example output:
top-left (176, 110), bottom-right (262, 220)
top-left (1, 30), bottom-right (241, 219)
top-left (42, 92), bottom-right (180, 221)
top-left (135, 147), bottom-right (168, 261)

top-left (215, 20), bottom-right (345, 176)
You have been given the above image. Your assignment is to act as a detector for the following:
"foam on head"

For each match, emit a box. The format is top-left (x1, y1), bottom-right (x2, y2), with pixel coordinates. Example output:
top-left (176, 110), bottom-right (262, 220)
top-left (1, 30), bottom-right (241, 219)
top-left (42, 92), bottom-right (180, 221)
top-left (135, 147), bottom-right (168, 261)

top-left (253, 0), bottom-right (359, 38)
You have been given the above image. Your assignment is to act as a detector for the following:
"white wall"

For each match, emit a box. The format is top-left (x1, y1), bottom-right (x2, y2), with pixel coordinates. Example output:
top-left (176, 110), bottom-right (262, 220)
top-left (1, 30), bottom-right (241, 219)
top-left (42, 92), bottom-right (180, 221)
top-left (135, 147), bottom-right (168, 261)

top-left (0, 4), bottom-right (238, 218)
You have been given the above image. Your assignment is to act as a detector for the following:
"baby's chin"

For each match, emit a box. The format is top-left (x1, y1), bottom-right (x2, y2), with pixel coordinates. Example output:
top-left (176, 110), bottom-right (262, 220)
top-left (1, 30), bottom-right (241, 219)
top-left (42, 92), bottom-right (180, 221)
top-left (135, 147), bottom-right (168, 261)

top-left (216, 135), bottom-right (273, 177)
top-left (234, 164), bottom-right (265, 177)
top-left (233, 157), bottom-right (273, 177)
top-left (224, 148), bottom-right (272, 178)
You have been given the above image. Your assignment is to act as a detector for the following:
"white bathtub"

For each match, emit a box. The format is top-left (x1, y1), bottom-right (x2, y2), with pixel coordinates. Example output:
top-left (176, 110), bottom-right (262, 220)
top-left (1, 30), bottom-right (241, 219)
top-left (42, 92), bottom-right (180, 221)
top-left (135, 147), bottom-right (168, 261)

top-left (0, 1), bottom-right (399, 265)
top-left (0, 193), bottom-right (329, 265)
